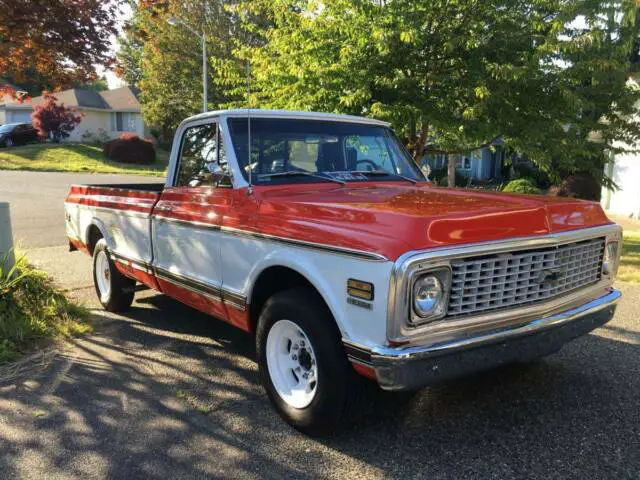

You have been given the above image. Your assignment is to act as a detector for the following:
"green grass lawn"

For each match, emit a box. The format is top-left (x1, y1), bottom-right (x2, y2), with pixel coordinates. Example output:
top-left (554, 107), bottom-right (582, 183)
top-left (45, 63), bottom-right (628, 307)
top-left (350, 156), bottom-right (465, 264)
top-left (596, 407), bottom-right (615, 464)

top-left (619, 230), bottom-right (640, 283)
top-left (0, 143), bottom-right (169, 176)
top-left (0, 255), bottom-right (91, 363)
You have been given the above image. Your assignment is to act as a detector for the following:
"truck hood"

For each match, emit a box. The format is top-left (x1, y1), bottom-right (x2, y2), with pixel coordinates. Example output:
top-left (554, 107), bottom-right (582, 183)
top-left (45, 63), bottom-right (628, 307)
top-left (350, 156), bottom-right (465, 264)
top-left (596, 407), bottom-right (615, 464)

top-left (254, 183), bottom-right (612, 261)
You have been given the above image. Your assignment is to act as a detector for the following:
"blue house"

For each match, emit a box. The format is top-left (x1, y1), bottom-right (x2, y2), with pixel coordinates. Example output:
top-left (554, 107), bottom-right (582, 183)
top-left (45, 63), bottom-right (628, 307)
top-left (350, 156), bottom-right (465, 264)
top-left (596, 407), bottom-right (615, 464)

top-left (422, 145), bottom-right (507, 182)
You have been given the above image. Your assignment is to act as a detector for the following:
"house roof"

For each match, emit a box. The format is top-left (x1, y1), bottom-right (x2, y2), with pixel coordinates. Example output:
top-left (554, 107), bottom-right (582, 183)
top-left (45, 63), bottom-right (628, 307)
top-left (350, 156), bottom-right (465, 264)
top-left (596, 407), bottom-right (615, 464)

top-left (0, 81), bottom-right (30, 106)
top-left (99, 86), bottom-right (140, 110)
top-left (0, 82), bottom-right (28, 94)
top-left (31, 86), bottom-right (140, 111)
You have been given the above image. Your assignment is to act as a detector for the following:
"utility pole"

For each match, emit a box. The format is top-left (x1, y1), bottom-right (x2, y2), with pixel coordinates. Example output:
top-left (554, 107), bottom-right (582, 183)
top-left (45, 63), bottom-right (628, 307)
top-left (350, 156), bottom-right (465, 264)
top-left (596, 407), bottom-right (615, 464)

top-left (168, 17), bottom-right (208, 113)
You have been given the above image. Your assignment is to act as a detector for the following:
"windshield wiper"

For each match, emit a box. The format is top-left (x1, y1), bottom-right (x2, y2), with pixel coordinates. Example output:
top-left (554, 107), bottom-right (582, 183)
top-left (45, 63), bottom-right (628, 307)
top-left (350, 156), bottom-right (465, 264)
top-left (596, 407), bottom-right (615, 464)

top-left (258, 170), bottom-right (346, 186)
top-left (355, 170), bottom-right (419, 184)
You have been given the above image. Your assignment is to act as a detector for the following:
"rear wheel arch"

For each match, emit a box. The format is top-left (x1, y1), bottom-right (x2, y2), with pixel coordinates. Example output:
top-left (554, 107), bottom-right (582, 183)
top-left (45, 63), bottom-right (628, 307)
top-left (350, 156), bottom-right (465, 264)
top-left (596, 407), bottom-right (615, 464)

top-left (86, 224), bottom-right (104, 256)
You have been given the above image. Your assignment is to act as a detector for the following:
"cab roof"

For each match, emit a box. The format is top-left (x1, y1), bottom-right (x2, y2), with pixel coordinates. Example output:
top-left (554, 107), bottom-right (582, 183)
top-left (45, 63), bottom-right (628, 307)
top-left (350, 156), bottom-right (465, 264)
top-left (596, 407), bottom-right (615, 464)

top-left (180, 109), bottom-right (391, 128)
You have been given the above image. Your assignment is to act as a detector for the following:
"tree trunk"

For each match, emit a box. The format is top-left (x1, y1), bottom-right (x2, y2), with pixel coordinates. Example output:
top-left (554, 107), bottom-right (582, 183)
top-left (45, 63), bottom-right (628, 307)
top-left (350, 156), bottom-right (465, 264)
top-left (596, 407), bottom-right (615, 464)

top-left (447, 154), bottom-right (456, 187)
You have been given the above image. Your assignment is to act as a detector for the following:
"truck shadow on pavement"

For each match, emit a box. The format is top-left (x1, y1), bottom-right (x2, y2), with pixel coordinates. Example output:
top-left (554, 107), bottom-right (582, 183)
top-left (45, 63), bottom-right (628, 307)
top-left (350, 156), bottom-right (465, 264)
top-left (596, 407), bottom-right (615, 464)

top-left (0, 291), bottom-right (638, 479)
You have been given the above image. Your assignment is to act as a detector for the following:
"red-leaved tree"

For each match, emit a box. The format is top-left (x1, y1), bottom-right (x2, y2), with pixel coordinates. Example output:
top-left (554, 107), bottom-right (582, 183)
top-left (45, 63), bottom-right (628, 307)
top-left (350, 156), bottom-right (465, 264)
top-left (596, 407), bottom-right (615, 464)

top-left (0, 1), bottom-right (119, 93)
top-left (31, 93), bottom-right (82, 143)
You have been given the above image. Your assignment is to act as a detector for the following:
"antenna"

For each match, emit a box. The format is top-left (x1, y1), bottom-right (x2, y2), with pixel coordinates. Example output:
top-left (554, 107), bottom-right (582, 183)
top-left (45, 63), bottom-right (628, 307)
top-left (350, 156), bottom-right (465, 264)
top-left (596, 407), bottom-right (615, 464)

top-left (246, 61), bottom-right (253, 195)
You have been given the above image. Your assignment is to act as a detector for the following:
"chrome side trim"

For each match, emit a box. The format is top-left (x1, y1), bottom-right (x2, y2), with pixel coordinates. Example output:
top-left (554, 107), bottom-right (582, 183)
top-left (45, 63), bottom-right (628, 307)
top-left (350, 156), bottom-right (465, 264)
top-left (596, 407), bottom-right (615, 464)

top-left (153, 266), bottom-right (247, 310)
top-left (108, 251), bottom-right (248, 310)
top-left (387, 224), bottom-right (623, 344)
top-left (110, 251), bottom-right (153, 274)
top-left (373, 288), bottom-right (621, 362)
top-left (65, 202), bottom-right (151, 219)
top-left (153, 215), bottom-right (221, 231)
top-left (220, 225), bottom-right (388, 262)
top-left (69, 203), bottom-right (387, 262)
top-left (154, 266), bottom-right (223, 301)
top-left (69, 184), bottom-right (162, 195)
top-left (155, 217), bottom-right (387, 260)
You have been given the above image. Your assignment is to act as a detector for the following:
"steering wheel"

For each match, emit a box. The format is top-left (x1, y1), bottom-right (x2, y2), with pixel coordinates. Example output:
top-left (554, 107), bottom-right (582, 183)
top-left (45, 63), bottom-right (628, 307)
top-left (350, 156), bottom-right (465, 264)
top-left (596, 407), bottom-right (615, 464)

top-left (355, 159), bottom-right (379, 171)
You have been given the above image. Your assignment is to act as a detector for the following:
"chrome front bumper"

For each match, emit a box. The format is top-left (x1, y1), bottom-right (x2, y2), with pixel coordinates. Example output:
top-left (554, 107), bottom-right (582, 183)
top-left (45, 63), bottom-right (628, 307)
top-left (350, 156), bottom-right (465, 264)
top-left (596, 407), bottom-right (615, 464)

top-left (357, 289), bottom-right (621, 391)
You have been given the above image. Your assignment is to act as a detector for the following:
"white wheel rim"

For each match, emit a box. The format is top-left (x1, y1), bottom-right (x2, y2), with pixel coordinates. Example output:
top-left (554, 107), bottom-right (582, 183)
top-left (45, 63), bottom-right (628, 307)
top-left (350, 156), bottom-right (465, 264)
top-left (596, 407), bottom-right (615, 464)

top-left (266, 319), bottom-right (318, 409)
top-left (95, 250), bottom-right (111, 301)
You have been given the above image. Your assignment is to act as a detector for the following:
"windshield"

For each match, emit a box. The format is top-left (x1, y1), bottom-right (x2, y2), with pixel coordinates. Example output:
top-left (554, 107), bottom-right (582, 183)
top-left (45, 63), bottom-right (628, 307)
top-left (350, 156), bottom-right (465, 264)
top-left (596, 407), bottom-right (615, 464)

top-left (227, 118), bottom-right (424, 184)
top-left (0, 124), bottom-right (18, 133)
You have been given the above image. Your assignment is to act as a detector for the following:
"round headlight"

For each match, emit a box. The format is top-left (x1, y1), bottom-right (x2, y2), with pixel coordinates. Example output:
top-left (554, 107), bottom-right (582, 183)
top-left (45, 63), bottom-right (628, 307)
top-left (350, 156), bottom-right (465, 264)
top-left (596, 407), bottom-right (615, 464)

top-left (413, 274), bottom-right (444, 318)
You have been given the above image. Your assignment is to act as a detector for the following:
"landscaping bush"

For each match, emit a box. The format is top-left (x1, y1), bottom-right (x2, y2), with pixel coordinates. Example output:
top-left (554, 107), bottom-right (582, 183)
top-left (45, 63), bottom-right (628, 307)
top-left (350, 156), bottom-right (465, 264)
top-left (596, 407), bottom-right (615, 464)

top-left (0, 254), bottom-right (90, 363)
top-left (548, 173), bottom-right (601, 201)
top-left (103, 133), bottom-right (156, 164)
top-left (502, 178), bottom-right (541, 195)
top-left (514, 163), bottom-right (551, 189)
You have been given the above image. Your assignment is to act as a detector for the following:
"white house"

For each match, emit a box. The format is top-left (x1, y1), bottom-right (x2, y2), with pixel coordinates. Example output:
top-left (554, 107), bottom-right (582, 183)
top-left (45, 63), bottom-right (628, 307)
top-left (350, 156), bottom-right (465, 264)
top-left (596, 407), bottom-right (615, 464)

top-left (601, 149), bottom-right (640, 219)
top-left (0, 83), bottom-right (33, 124)
top-left (0, 85), bottom-right (147, 142)
top-left (601, 77), bottom-right (640, 219)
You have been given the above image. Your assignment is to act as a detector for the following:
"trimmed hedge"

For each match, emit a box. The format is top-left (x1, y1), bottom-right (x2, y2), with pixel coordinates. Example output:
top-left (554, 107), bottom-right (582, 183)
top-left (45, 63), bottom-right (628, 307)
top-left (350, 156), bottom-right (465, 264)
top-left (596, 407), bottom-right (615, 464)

top-left (502, 178), bottom-right (541, 195)
top-left (548, 173), bottom-right (600, 201)
top-left (103, 134), bottom-right (156, 164)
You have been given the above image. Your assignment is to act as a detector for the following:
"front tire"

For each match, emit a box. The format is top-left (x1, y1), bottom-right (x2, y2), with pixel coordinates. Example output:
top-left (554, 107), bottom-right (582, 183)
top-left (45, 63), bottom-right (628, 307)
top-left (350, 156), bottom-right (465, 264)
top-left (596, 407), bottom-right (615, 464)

top-left (92, 239), bottom-right (135, 312)
top-left (256, 287), bottom-right (367, 436)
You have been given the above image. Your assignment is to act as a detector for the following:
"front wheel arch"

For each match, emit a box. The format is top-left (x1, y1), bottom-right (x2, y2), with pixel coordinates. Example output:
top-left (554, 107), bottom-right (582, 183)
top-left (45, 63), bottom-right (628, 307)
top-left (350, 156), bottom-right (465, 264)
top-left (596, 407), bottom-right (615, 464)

top-left (248, 265), bottom-right (334, 334)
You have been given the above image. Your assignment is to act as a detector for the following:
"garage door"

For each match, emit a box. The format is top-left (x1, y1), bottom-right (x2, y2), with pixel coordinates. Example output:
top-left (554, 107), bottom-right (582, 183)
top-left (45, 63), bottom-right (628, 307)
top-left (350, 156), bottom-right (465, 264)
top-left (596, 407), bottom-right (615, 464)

top-left (9, 110), bottom-right (33, 124)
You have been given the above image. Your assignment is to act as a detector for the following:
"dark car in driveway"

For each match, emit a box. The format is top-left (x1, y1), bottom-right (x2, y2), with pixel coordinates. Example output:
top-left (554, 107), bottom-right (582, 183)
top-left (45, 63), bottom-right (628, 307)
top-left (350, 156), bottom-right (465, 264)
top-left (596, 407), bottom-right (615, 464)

top-left (0, 123), bottom-right (39, 147)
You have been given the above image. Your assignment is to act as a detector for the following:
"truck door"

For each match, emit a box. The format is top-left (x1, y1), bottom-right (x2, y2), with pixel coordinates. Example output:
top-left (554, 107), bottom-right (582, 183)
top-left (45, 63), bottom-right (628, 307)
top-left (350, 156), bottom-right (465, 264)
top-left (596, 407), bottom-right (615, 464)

top-left (151, 120), bottom-right (233, 320)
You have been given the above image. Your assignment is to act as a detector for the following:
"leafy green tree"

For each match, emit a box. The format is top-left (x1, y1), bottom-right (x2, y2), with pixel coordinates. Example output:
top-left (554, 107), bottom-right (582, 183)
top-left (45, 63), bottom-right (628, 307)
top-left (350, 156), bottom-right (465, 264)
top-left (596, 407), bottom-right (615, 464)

top-left (117, 0), bottom-right (257, 137)
top-left (233, 0), bottom-right (640, 188)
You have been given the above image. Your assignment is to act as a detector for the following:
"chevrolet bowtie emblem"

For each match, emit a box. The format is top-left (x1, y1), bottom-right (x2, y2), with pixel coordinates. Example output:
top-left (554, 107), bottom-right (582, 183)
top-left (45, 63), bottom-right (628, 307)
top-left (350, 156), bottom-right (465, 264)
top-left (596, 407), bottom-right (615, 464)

top-left (533, 268), bottom-right (564, 286)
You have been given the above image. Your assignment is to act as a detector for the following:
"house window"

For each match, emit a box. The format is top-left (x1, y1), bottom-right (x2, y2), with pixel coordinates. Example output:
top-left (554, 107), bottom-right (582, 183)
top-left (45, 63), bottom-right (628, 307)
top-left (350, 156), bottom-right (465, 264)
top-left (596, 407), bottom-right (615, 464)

top-left (463, 156), bottom-right (471, 169)
top-left (111, 112), bottom-right (137, 132)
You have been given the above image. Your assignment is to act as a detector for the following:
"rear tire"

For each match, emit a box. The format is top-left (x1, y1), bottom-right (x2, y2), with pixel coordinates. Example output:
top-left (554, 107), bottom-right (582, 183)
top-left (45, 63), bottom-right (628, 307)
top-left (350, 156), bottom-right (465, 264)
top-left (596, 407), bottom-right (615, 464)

top-left (5, 138), bottom-right (12, 147)
top-left (256, 287), bottom-right (367, 436)
top-left (92, 239), bottom-right (135, 312)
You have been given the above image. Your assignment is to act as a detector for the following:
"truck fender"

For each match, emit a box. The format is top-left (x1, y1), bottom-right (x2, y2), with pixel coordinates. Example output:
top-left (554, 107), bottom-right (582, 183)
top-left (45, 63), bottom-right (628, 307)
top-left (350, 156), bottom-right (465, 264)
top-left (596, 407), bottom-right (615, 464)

top-left (243, 249), bottom-right (349, 336)
top-left (85, 218), bottom-right (116, 253)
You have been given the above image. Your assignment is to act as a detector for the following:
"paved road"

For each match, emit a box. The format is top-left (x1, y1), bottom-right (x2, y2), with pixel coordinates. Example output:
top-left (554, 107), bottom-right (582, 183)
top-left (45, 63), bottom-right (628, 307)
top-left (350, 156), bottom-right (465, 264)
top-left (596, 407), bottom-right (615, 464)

top-left (0, 171), bottom-right (639, 479)
top-left (0, 171), bottom-right (161, 248)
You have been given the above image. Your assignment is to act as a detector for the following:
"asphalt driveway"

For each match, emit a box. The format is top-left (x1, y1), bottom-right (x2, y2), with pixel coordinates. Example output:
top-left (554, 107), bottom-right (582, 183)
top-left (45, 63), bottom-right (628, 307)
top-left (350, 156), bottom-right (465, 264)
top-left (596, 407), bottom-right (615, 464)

top-left (0, 171), bottom-right (638, 479)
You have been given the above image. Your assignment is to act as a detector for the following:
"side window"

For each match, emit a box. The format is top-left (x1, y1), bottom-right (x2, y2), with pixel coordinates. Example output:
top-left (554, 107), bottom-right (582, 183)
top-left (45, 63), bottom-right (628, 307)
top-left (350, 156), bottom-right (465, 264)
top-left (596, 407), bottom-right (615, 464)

top-left (176, 123), bottom-right (221, 187)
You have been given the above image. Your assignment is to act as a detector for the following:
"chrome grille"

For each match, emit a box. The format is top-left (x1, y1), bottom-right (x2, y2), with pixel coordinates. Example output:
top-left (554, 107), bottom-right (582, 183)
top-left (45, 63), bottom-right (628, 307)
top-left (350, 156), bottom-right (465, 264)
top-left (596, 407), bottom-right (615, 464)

top-left (447, 237), bottom-right (605, 318)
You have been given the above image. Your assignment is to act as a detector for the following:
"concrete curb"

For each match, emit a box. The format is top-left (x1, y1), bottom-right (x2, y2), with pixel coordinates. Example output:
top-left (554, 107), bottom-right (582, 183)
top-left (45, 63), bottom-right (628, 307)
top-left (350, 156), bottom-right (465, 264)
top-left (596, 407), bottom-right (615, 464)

top-left (0, 201), bottom-right (16, 271)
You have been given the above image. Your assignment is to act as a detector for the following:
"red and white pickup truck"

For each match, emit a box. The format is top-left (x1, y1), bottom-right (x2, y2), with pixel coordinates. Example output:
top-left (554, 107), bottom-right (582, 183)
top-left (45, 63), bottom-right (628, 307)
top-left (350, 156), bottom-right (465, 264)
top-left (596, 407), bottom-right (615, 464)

top-left (65, 109), bottom-right (622, 434)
